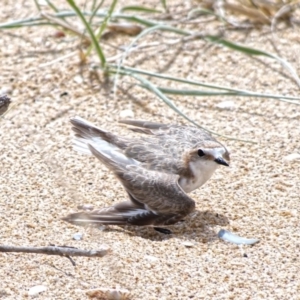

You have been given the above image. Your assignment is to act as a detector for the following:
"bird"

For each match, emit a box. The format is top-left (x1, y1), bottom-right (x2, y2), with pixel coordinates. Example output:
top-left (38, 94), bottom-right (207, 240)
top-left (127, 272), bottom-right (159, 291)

top-left (63, 117), bottom-right (230, 233)
top-left (0, 94), bottom-right (11, 116)
top-left (63, 142), bottom-right (195, 233)
top-left (69, 116), bottom-right (230, 193)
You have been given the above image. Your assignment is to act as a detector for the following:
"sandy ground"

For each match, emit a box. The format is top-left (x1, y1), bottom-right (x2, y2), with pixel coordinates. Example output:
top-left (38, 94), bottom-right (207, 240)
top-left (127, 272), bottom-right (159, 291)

top-left (1, 1), bottom-right (300, 299)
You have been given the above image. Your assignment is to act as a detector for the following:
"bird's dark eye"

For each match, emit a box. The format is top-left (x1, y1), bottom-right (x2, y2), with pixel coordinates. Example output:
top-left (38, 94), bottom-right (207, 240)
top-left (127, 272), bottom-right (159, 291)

top-left (198, 149), bottom-right (205, 157)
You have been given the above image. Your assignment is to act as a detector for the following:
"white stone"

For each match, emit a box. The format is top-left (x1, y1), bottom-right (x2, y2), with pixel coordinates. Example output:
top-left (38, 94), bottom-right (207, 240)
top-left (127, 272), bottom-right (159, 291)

top-left (73, 232), bottom-right (83, 240)
top-left (182, 241), bottom-right (194, 247)
top-left (28, 285), bottom-right (47, 296)
top-left (216, 100), bottom-right (236, 110)
top-left (73, 75), bottom-right (83, 84)
top-left (144, 255), bottom-right (159, 262)
top-left (284, 153), bottom-right (300, 161)
top-left (119, 109), bottom-right (134, 119)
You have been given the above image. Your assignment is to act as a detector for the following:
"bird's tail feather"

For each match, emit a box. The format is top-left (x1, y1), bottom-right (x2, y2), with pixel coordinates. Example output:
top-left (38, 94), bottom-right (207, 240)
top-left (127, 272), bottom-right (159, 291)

top-left (73, 136), bottom-right (117, 156)
top-left (71, 116), bottom-right (112, 141)
top-left (88, 143), bottom-right (139, 173)
top-left (119, 119), bottom-right (167, 130)
top-left (63, 201), bottom-right (158, 227)
top-left (62, 211), bottom-right (128, 226)
top-left (71, 116), bottom-right (121, 155)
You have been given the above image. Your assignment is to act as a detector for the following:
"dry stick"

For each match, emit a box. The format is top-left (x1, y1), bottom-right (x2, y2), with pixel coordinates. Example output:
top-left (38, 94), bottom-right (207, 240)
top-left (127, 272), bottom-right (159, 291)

top-left (0, 245), bottom-right (108, 258)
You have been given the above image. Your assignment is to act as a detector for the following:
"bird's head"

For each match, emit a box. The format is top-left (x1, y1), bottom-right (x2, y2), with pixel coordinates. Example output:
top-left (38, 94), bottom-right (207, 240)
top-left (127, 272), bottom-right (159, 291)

top-left (187, 140), bottom-right (230, 172)
top-left (191, 140), bottom-right (230, 165)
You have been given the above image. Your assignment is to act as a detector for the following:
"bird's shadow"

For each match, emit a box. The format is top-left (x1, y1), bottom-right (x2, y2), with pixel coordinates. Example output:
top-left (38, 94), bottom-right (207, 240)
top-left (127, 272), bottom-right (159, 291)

top-left (96, 210), bottom-right (229, 242)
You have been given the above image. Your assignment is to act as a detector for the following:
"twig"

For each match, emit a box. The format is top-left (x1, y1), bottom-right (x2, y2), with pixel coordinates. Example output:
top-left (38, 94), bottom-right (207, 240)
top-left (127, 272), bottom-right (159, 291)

top-left (46, 263), bottom-right (75, 276)
top-left (0, 245), bottom-right (108, 258)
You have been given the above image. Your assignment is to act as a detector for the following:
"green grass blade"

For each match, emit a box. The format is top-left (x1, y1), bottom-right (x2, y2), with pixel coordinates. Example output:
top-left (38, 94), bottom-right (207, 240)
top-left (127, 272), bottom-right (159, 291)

top-left (95, 0), bottom-right (118, 38)
top-left (129, 74), bottom-right (255, 143)
top-left (66, 0), bottom-right (106, 68)
top-left (0, 20), bottom-right (55, 28)
top-left (45, 0), bottom-right (60, 12)
top-left (33, 0), bottom-right (42, 11)
top-left (207, 36), bottom-right (300, 87)
top-left (109, 65), bottom-right (300, 102)
top-left (155, 87), bottom-right (300, 104)
top-left (88, 0), bottom-right (105, 24)
top-left (160, 0), bottom-right (167, 11)
top-left (107, 68), bottom-right (255, 142)
top-left (85, 0), bottom-right (118, 57)
top-left (120, 6), bottom-right (162, 13)
top-left (129, 73), bottom-right (212, 132)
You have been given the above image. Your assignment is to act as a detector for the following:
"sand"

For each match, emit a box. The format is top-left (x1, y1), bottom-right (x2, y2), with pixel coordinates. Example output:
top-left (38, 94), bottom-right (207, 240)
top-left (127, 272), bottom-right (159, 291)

top-left (1, 1), bottom-right (300, 299)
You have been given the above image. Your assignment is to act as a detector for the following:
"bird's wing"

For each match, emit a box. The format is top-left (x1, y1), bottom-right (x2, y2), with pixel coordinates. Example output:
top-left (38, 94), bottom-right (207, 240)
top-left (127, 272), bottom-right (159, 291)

top-left (62, 199), bottom-right (178, 227)
top-left (119, 119), bottom-right (169, 130)
top-left (120, 119), bottom-right (217, 148)
top-left (71, 116), bottom-right (130, 154)
top-left (71, 117), bottom-right (186, 174)
top-left (0, 95), bottom-right (11, 116)
top-left (71, 117), bottom-right (216, 175)
top-left (88, 143), bottom-right (195, 216)
top-left (119, 120), bottom-right (218, 173)
top-left (63, 143), bottom-right (195, 227)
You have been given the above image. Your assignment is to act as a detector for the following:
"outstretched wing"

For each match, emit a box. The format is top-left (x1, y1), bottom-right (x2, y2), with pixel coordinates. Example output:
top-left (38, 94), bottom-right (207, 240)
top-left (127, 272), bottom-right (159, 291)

top-left (119, 119), bottom-right (215, 146)
top-left (63, 142), bottom-right (195, 228)
top-left (70, 117), bottom-right (217, 176)
top-left (70, 117), bottom-right (186, 174)
top-left (63, 199), bottom-right (181, 227)
top-left (119, 119), bottom-right (218, 173)
top-left (88, 143), bottom-right (195, 216)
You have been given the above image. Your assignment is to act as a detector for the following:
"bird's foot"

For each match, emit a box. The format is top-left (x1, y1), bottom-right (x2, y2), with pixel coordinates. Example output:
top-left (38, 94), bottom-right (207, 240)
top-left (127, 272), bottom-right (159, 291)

top-left (154, 227), bottom-right (172, 234)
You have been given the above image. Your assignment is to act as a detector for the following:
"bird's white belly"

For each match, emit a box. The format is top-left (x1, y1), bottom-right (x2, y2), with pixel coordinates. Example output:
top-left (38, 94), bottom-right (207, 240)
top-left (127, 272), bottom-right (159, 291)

top-left (180, 161), bottom-right (219, 193)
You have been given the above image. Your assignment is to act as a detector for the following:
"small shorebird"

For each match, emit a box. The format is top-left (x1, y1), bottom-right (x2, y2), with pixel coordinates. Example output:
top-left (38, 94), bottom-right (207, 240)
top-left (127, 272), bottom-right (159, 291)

top-left (70, 117), bottom-right (230, 193)
top-left (63, 142), bottom-right (195, 232)
top-left (63, 117), bottom-right (230, 233)
top-left (0, 95), bottom-right (11, 116)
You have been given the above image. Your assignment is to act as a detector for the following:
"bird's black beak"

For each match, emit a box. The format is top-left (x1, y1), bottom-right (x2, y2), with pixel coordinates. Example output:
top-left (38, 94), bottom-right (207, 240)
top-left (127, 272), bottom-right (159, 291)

top-left (214, 157), bottom-right (229, 167)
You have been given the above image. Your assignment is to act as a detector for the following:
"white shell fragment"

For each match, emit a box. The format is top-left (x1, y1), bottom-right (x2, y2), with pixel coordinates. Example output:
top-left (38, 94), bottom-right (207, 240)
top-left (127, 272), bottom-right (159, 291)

top-left (73, 232), bottom-right (83, 240)
top-left (28, 285), bottom-right (47, 296)
top-left (182, 241), bottom-right (194, 248)
top-left (119, 109), bottom-right (135, 119)
top-left (144, 255), bottom-right (159, 263)
top-left (218, 229), bottom-right (259, 245)
top-left (77, 204), bottom-right (94, 211)
top-left (216, 100), bottom-right (236, 110)
top-left (283, 153), bottom-right (300, 161)
top-left (73, 75), bottom-right (83, 84)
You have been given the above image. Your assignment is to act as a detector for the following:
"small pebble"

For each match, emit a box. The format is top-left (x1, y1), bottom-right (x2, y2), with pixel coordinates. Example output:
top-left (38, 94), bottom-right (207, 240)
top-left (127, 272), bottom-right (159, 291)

top-left (73, 232), bottom-right (83, 240)
top-left (284, 153), bottom-right (300, 161)
top-left (218, 229), bottom-right (259, 245)
top-left (73, 75), bottom-right (83, 84)
top-left (107, 23), bottom-right (143, 36)
top-left (119, 109), bottom-right (134, 119)
top-left (28, 285), bottom-right (47, 296)
top-left (144, 255), bottom-right (159, 263)
top-left (182, 241), bottom-right (194, 248)
top-left (86, 287), bottom-right (130, 300)
top-left (77, 204), bottom-right (94, 211)
top-left (216, 100), bottom-right (236, 110)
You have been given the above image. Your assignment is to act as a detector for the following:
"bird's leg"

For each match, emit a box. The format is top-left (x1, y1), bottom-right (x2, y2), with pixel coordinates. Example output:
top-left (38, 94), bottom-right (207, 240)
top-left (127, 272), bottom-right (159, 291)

top-left (154, 227), bottom-right (172, 234)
